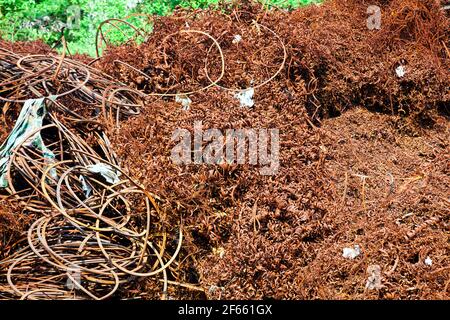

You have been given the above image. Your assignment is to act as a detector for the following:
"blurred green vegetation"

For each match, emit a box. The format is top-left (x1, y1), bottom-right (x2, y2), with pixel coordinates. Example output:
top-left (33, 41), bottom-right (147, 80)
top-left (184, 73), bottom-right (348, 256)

top-left (0, 0), bottom-right (321, 56)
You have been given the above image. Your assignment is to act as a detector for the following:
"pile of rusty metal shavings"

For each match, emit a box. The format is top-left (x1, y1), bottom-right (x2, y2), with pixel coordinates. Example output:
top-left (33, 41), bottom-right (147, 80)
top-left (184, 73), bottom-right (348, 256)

top-left (0, 0), bottom-right (449, 300)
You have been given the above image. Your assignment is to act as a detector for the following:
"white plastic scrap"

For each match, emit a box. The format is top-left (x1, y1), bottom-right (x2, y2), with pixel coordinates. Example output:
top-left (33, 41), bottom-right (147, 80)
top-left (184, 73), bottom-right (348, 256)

top-left (342, 245), bottom-right (361, 259)
top-left (79, 175), bottom-right (92, 198)
top-left (395, 65), bottom-right (406, 78)
top-left (0, 98), bottom-right (57, 188)
top-left (125, 0), bottom-right (143, 10)
top-left (208, 285), bottom-right (225, 295)
top-left (424, 256), bottom-right (433, 267)
top-left (232, 34), bottom-right (242, 44)
top-left (212, 247), bottom-right (225, 259)
top-left (66, 268), bottom-right (81, 290)
top-left (175, 94), bottom-right (192, 111)
top-left (366, 264), bottom-right (383, 290)
top-left (86, 163), bottom-right (121, 184)
top-left (234, 87), bottom-right (255, 108)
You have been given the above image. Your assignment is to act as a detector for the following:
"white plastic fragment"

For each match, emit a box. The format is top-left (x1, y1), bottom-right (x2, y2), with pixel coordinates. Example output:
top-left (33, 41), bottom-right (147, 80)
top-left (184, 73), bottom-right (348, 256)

top-left (232, 34), bottom-right (242, 44)
top-left (213, 247), bottom-right (225, 259)
top-left (396, 65), bottom-right (406, 78)
top-left (208, 285), bottom-right (225, 295)
top-left (79, 175), bottom-right (92, 198)
top-left (342, 245), bottom-right (361, 259)
top-left (366, 264), bottom-right (383, 290)
top-left (234, 87), bottom-right (255, 108)
top-left (0, 98), bottom-right (57, 188)
top-left (424, 256), bottom-right (433, 267)
top-left (66, 268), bottom-right (81, 290)
top-left (175, 94), bottom-right (192, 111)
top-left (125, 0), bottom-right (143, 10)
top-left (86, 163), bottom-right (121, 184)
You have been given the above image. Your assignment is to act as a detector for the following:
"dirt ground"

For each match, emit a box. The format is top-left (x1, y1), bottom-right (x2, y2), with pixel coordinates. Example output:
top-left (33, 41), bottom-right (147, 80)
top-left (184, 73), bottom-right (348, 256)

top-left (0, 0), bottom-right (449, 299)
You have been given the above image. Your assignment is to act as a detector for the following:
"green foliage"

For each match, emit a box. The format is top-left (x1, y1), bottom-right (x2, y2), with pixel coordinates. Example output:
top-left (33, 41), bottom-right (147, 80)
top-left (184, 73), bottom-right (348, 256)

top-left (0, 0), bottom-right (320, 56)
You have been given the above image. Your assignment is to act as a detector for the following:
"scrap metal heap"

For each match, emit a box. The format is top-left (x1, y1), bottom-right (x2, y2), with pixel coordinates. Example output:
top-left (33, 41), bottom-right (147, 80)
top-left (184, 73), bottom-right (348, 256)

top-left (0, 0), bottom-right (449, 300)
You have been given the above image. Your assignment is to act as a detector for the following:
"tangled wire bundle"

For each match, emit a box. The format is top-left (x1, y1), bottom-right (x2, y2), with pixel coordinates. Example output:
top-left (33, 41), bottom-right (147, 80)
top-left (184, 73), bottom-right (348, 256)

top-left (0, 47), bottom-right (180, 300)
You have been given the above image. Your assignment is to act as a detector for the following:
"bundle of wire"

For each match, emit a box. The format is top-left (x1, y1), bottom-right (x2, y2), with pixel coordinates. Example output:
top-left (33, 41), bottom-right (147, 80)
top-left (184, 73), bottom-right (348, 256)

top-left (0, 47), bottom-right (181, 300)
